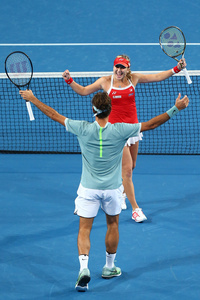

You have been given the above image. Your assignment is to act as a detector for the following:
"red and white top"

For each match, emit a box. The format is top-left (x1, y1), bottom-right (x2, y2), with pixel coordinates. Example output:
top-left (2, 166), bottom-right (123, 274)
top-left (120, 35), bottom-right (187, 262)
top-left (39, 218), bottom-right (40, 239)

top-left (107, 75), bottom-right (138, 124)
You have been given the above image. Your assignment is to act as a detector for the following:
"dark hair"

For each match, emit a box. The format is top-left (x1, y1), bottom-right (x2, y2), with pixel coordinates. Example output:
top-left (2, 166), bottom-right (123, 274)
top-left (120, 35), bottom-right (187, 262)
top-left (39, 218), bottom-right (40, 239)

top-left (92, 92), bottom-right (112, 119)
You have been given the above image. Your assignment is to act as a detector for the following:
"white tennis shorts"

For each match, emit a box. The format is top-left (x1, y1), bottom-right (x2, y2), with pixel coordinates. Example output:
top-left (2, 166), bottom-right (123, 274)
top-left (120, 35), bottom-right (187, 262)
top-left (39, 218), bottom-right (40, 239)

top-left (74, 184), bottom-right (124, 218)
top-left (125, 132), bottom-right (143, 146)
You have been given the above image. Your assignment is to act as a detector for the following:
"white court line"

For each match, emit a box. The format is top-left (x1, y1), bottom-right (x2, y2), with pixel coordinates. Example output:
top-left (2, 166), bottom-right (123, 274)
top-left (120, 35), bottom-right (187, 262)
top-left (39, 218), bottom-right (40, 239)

top-left (0, 43), bottom-right (200, 46)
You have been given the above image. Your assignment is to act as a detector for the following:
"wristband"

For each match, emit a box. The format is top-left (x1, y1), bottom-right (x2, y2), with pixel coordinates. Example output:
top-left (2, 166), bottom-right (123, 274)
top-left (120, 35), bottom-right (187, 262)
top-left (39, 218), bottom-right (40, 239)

top-left (172, 66), bottom-right (181, 74)
top-left (65, 77), bottom-right (73, 84)
top-left (166, 105), bottom-right (179, 118)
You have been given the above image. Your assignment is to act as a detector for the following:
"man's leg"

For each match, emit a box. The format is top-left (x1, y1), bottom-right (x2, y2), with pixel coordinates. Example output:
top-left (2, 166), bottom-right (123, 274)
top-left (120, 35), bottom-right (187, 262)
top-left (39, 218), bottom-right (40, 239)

top-left (78, 216), bottom-right (94, 255)
top-left (105, 214), bottom-right (119, 253)
top-left (75, 217), bottom-right (94, 292)
top-left (102, 214), bottom-right (122, 278)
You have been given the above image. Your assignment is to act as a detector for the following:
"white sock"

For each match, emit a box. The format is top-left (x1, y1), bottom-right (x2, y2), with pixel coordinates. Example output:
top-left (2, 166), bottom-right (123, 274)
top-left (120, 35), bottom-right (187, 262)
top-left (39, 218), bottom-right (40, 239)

top-left (79, 255), bottom-right (89, 271)
top-left (105, 251), bottom-right (116, 269)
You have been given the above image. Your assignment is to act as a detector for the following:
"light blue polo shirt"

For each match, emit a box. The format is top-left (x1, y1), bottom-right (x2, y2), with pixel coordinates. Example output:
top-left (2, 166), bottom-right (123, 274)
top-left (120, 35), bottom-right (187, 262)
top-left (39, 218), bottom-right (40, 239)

top-left (65, 119), bottom-right (141, 190)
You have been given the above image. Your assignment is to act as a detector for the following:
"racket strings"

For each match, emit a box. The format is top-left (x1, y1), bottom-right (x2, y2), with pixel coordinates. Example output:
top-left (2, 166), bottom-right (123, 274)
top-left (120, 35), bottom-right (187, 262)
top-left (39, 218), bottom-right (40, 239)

top-left (5, 52), bottom-right (32, 86)
top-left (160, 27), bottom-right (185, 57)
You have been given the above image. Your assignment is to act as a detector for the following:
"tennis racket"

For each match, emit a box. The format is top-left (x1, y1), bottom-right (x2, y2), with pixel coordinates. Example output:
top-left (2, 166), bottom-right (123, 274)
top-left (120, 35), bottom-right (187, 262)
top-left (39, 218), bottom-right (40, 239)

top-left (159, 26), bottom-right (192, 85)
top-left (5, 51), bottom-right (35, 121)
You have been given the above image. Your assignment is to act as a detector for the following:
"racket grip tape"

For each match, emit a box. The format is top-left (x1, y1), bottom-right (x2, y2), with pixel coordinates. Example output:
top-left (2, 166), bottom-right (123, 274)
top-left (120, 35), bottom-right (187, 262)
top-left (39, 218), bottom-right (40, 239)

top-left (26, 101), bottom-right (35, 121)
top-left (182, 68), bottom-right (192, 85)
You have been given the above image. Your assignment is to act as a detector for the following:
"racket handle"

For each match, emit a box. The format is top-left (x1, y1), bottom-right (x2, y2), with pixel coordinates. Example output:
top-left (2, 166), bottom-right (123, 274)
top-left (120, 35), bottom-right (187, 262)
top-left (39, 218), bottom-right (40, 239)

top-left (182, 68), bottom-right (192, 85)
top-left (26, 101), bottom-right (35, 121)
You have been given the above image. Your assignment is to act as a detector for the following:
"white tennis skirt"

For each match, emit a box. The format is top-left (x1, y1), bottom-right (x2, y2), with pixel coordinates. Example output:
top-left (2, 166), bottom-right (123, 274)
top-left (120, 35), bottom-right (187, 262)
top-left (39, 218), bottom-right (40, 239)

top-left (125, 132), bottom-right (143, 146)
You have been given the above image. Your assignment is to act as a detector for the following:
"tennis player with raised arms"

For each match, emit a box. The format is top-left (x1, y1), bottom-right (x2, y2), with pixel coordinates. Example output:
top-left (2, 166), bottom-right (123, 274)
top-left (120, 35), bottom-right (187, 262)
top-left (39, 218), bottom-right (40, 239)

top-left (62, 54), bottom-right (187, 222)
top-left (19, 89), bottom-right (189, 292)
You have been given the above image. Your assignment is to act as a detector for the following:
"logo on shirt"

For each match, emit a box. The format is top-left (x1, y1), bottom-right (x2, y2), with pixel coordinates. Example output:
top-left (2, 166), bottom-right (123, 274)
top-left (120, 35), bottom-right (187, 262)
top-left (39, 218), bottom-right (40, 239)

top-left (128, 93), bottom-right (134, 97)
top-left (113, 95), bottom-right (121, 98)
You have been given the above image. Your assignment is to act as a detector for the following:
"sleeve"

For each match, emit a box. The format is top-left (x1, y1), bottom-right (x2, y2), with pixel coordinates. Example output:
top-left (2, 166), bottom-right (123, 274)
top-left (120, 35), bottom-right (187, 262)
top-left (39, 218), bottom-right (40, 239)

top-left (117, 123), bottom-right (141, 139)
top-left (64, 118), bottom-right (84, 136)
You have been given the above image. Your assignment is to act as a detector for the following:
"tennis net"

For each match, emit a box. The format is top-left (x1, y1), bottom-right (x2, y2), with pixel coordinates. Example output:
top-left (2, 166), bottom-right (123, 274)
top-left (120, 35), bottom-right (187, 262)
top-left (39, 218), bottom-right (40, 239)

top-left (0, 71), bottom-right (200, 154)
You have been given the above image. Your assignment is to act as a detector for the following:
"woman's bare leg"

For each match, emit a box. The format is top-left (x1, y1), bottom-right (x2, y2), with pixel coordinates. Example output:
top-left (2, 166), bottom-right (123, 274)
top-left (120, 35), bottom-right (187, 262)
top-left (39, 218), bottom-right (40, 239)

top-left (122, 142), bottom-right (147, 222)
top-left (122, 143), bottom-right (139, 210)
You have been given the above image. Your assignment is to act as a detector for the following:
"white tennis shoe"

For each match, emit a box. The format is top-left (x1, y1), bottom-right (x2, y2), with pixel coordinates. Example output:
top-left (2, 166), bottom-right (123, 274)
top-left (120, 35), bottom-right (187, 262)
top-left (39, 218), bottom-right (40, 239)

top-left (132, 208), bottom-right (147, 222)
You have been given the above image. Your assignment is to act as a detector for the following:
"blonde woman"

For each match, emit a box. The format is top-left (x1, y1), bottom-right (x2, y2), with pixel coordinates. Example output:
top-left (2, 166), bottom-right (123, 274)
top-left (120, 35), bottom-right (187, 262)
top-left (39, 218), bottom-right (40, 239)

top-left (62, 54), bottom-right (186, 222)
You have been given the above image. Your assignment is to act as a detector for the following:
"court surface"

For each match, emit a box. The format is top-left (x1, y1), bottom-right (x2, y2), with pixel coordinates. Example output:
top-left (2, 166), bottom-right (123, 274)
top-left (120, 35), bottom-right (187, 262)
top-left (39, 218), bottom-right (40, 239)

top-left (0, 0), bottom-right (200, 72)
top-left (0, 154), bottom-right (200, 300)
top-left (0, 0), bottom-right (200, 299)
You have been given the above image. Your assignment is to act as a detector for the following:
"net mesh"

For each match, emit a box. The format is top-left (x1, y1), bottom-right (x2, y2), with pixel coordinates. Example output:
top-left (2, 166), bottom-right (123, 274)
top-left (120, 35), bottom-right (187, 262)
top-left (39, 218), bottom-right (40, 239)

top-left (0, 71), bottom-right (200, 154)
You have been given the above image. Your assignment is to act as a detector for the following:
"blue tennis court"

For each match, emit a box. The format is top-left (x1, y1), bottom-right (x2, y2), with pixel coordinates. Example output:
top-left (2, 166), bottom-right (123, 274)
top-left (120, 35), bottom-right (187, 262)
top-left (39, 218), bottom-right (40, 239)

top-left (0, 154), bottom-right (200, 299)
top-left (0, 0), bottom-right (200, 72)
top-left (0, 0), bottom-right (200, 299)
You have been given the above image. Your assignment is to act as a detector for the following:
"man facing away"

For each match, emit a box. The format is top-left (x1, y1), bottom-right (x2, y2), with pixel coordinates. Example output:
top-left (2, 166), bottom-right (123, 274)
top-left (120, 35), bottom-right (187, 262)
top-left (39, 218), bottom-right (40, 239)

top-left (19, 90), bottom-right (189, 292)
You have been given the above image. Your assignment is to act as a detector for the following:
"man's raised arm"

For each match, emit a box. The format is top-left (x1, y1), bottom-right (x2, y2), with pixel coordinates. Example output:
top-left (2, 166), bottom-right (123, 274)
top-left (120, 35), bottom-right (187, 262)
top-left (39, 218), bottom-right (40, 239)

top-left (19, 90), bottom-right (66, 126)
top-left (141, 93), bottom-right (189, 132)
